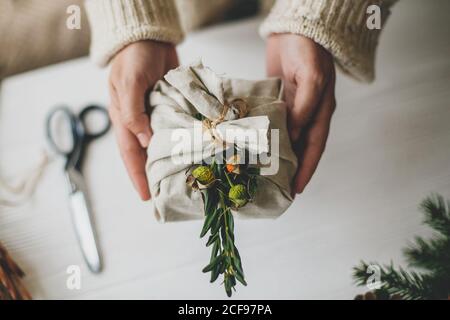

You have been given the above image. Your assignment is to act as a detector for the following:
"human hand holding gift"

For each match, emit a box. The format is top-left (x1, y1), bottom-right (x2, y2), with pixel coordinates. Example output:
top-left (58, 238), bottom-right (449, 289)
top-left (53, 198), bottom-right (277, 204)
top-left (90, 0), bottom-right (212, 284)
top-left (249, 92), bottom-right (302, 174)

top-left (107, 36), bottom-right (335, 202)
top-left (267, 34), bottom-right (336, 195)
top-left (108, 40), bottom-right (179, 201)
top-left (105, 34), bottom-right (335, 296)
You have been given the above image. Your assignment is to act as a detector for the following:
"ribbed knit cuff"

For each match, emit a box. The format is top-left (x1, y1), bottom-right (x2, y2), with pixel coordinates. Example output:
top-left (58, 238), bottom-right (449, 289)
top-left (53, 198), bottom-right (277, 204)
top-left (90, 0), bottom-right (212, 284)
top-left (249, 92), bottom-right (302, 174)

top-left (260, 0), bottom-right (397, 82)
top-left (85, 0), bottom-right (184, 67)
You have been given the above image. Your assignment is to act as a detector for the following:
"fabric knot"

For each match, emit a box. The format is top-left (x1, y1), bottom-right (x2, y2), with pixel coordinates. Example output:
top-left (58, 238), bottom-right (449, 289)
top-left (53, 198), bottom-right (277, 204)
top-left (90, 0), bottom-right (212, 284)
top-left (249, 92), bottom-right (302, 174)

top-left (202, 98), bottom-right (248, 144)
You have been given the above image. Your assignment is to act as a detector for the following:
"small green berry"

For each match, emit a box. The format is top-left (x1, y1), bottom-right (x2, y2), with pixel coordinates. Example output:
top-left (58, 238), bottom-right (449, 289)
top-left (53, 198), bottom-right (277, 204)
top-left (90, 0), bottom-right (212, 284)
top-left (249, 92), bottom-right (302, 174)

top-left (192, 166), bottom-right (215, 185)
top-left (228, 184), bottom-right (248, 208)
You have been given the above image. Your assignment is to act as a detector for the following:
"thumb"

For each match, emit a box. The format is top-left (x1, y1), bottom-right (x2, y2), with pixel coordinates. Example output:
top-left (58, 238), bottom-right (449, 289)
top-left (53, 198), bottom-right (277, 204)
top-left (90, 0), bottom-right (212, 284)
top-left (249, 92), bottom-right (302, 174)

top-left (119, 84), bottom-right (152, 148)
top-left (289, 79), bottom-right (324, 142)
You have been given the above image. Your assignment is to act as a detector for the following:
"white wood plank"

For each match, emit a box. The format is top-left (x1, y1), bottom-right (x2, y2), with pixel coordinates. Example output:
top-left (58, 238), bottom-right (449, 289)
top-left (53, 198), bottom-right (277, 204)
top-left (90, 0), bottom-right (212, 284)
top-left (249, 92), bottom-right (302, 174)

top-left (0, 0), bottom-right (449, 299)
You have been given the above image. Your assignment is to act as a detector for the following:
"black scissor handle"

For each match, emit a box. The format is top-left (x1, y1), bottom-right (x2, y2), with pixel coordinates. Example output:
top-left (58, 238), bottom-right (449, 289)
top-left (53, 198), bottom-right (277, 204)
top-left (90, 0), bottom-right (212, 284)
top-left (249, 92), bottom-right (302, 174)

top-left (46, 106), bottom-right (81, 156)
top-left (78, 105), bottom-right (111, 140)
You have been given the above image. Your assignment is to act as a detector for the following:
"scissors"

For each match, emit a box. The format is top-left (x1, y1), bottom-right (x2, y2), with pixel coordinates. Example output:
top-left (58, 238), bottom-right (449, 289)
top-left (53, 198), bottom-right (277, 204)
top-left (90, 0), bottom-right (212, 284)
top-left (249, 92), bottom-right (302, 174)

top-left (46, 105), bottom-right (111, 273)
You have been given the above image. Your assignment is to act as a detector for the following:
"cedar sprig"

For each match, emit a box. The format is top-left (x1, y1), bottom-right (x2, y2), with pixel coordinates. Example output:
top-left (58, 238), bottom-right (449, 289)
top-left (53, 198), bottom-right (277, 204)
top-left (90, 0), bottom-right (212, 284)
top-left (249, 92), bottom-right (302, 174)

top-left (187, 153), bottom-right (259, 297)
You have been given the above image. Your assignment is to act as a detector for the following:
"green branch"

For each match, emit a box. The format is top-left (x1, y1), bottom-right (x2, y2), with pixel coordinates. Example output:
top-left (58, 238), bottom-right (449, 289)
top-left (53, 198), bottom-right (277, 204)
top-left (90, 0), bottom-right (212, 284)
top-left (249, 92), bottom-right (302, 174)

top-left (353, 194), bottom-right (450, 300)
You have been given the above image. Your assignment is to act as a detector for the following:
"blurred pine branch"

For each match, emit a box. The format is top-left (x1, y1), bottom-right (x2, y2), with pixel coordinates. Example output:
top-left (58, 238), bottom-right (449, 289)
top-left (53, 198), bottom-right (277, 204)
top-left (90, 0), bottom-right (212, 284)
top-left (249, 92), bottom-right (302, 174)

top-left (353, 194), bottom-right (450, 300)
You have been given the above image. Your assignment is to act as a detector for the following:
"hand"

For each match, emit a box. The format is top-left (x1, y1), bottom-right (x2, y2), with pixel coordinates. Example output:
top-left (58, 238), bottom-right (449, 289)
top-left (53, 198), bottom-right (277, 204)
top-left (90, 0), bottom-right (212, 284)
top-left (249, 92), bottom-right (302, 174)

top-left (108, 40), bottom-right (179, 200)
top-left (266, 34), bottom-right (336, 196)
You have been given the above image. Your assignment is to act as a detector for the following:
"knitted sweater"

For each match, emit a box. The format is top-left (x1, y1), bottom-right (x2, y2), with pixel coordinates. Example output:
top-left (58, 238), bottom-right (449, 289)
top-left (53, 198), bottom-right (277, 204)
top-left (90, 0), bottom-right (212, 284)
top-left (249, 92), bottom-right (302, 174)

top-left (85, 0), bottom-right (397, 82)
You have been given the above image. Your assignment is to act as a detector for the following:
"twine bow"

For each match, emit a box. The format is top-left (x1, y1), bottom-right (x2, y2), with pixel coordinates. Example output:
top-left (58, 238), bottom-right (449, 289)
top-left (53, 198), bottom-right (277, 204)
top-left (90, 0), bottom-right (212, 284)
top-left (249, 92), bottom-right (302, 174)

top-left (202, 98), bottom-right (248, 145)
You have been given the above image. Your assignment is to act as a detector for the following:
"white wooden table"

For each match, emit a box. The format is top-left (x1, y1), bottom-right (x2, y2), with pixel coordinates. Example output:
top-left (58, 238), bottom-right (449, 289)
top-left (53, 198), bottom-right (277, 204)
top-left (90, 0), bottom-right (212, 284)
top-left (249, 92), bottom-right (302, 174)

top-left (0, 0), bottom-right (449, 299)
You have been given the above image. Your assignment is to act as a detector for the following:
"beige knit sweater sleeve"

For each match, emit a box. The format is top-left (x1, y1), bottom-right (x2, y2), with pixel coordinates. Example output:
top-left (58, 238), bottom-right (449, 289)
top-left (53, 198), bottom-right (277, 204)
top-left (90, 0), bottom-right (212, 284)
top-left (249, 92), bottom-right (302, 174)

top-left (85, 0), bottom-right (184, 67)
top-left (86, 0), bottom-right (396, 81)
top-left (260, 0), bottom-right (397, 82)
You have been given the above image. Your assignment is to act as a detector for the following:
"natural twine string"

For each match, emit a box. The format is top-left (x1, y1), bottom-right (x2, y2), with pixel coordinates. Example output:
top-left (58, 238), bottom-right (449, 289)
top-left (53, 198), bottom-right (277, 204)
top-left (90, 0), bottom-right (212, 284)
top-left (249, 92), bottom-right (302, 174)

top-left (0, 150), bottom-right (50, 207)
top-left (202, 98), bottom-right (248, 145)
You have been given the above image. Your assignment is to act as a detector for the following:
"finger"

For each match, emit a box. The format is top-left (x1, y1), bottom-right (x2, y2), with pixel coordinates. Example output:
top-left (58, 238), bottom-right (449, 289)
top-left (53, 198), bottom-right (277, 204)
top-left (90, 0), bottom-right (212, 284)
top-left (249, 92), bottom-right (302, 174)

top-left (282, 80), bottom-right (297, 111)
top-left (293, 80), bottom-right (336, 195)
top-left (117, 76), bottom-right (153, 148)
top-left (110, 104), bottom-right (151, 201)
top-left (289, 68), bottom-right (327, 142)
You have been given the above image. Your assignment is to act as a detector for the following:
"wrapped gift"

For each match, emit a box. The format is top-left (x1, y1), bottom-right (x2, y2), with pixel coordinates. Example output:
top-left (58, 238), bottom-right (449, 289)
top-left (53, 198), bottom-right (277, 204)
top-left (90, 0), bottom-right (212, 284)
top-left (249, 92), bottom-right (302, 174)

top-left (146, 62), bottom-right (297, 222)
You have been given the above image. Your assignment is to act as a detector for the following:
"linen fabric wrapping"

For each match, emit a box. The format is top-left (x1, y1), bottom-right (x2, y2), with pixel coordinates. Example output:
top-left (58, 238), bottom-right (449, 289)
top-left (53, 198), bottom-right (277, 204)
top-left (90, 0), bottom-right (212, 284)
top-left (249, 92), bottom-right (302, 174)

top-left (146, 62), bottom-right (297, 222)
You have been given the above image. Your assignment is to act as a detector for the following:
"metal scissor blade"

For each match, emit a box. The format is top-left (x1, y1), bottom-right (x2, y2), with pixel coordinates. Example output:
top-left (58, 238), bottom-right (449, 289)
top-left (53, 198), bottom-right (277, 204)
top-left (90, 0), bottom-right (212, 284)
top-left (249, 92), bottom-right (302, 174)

top-left (67, 169), bottom-right (102, 273)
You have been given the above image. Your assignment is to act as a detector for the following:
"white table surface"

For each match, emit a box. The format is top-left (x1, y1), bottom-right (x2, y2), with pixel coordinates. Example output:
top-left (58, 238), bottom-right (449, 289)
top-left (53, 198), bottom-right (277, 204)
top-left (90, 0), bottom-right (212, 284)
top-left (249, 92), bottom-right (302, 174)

top-left (0, 0), bottom-right (449, 299)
